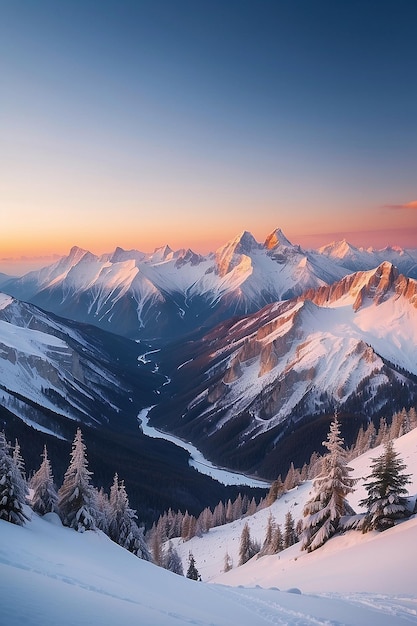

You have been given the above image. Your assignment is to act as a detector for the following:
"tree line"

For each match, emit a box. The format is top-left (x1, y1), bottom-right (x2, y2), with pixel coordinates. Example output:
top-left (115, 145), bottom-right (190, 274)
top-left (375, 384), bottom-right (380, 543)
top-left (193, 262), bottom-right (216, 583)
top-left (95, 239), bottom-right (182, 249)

top-left (0, 428), bottom-right (152, 562)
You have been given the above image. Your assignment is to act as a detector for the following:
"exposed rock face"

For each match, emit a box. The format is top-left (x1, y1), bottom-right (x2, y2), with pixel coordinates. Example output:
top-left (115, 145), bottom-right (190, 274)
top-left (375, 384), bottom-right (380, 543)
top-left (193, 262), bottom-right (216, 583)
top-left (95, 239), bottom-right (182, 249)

top-left (303, 262), bottom-right (417, 312)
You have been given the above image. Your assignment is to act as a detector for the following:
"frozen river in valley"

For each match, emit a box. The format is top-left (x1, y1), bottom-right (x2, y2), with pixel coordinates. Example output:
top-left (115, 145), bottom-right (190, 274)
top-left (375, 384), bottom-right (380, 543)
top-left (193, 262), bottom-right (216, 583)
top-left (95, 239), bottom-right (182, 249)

top-left (138, 407), bottom-right (270, 488)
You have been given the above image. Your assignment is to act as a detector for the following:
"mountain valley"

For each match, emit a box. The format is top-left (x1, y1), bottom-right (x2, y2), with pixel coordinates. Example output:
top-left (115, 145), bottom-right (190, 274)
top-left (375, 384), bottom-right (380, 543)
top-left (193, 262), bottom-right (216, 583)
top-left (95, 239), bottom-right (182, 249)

top-left (1, 229), bottom-right (417, 519)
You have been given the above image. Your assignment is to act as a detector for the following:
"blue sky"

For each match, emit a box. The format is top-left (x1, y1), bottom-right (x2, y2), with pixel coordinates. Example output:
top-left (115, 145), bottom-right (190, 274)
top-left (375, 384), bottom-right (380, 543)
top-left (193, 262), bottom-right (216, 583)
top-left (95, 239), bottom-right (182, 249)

top-left (1, 0), bottom-right (416, 269)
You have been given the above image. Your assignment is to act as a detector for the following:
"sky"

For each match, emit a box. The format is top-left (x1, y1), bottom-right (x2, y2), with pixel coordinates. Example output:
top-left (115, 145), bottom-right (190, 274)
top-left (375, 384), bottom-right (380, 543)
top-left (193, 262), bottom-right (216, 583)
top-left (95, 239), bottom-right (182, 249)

top-left (1, 0), bottom-right (417, 274)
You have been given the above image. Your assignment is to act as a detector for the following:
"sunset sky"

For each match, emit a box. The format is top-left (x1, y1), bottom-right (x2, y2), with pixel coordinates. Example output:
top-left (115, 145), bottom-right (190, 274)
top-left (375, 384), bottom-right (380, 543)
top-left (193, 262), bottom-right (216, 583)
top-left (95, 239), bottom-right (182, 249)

top-left (1, 0), bottom-right (417, 274)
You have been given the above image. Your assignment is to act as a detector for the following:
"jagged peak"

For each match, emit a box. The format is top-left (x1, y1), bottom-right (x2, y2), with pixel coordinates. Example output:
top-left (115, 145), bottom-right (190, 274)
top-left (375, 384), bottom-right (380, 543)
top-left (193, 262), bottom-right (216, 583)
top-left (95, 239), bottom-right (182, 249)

top-left (68, 245), bottom-right (90, 261)
top-left (214, 231), bottom-right (259, 277)
top-left (112, 245), bottom-right (126, 258)
top-left (109, 247), bottom-right (146, 264)
top-left (230, 230), bottom-right (259, 252)
top-left (302, 261), bottom-right (413, 311)
top-left (174, 248), bottom-right (203, 268)
top-left (152, 244), bottom-right (173, 261)
top-left (264, 228), bottom-right (294, 250)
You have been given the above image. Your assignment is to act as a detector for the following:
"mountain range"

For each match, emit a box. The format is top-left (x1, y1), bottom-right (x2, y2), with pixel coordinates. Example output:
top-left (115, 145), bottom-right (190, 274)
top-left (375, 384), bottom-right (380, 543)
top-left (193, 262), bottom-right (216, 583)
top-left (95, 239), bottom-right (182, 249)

top-left (0, 293), bottom-right (261, 524)
top-left (1, 228), bottom-right (417, 508)
top-left (3, 229), bottom-right (416, 342)
top-left (149, 261), bottom-right (417, 478)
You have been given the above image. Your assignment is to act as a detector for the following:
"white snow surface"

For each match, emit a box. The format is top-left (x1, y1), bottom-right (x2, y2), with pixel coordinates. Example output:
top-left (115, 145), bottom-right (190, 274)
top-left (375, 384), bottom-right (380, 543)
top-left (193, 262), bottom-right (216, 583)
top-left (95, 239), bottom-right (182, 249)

top-left (1, 434), bottom-right (417, 624)
top-left (170, 429), bottom-right (417, 599)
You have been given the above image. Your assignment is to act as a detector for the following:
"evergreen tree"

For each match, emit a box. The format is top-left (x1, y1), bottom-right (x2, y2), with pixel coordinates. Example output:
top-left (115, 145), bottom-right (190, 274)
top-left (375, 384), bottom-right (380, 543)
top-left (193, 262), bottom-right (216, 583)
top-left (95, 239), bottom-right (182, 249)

top-left (94, 486), bottom-right (111, 534)
top-left (364, 421), bottom-right (377, 451)
top-left (270, 523), bottom-right (284, 554)
top-left (225, 499), bottom-right (233, 523)
top-left (246, 497), bottom-right (257, 516)
top-left (213, 501), bottom-right (226, 527)
top-left (198, 507), bottom-right (213, 534)
top-left (163, 541), bottom-right (184, 575)
top-left (150, 522), bottom-right (163, 566)
top-left (58, 428), bottom-right (96, 532)
top-left (375, 417), bottom-right (389, 446)
top-left (0, 432), bottom-right (29, 526)
top-left (12, 439), bottom-right (26, 482)
top-left (223, 551), bottom-right (233, 572)
top-left (108, 474), bottom-right (151, 560)
top-left (260, 512), bottom-right (275, 555)
top-left (186, 552), bottom-right (200, 580)
top-left (284, 462), bottom-right (301, 491)
top-left (359, 440), bottom-right (411, 532)
top-left (238, 521), bottom-right (251, 565)
top-left (30, 445), bottom-right (58, 516)
top-left (266, 476), bottom-right (284, 505)
top-left (238, 521), bottom-right (259, 565)
top-left (181, 511), bottom-right (191, 540)
top-left (283, 511), bottom-right (297, 549)
top-left (301, 415), bottom-right (357, 552)
top-left (408, 407), bottom-right (417, 430)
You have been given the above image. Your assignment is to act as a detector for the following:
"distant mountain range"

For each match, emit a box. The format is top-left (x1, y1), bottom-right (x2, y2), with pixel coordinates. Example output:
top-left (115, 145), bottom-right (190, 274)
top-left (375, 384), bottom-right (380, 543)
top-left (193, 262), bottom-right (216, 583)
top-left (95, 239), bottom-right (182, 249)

top-left (3, 228), bottom-right (416, 342)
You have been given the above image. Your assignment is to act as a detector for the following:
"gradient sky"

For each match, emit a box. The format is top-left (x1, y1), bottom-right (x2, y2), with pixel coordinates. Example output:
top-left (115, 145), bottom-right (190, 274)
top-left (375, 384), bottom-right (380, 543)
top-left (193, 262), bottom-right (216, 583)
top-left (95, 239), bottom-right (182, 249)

top-left (1, 0), bottom-right (417, 274)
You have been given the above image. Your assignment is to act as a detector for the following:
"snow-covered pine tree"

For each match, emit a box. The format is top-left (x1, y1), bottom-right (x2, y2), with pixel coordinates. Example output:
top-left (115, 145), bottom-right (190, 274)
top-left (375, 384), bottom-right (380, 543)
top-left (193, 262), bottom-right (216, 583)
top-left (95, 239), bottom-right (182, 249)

top-left (12, 439), bottom-right (26, 482)
top-left (283, 510), bottom-right (297, 549)
top-left (359, 440), bottom-right (411, 532)
top-left (186, 552), bottom-right (200, 580)
top-left (223, 551), bottom-right (233, 572)
top-left (58, 428), bottom-right (96, 532)
top-left (30, 445), bottom-right (58, 516)
top-left (108, 473), bottom-right (152, 560)
top-left (238, 521), bottom-right (251, 565)
top-left (260, 512), bottom-right (275, 555)
top-left (301, 414), bottom-right (357, 552)
top-left (163, 541), bottom-right (184, 575)
top-left (270, 523), bottom-right (284, 554)
top-left (238, 521), bottom-right (259, 564)
top-left (0, 431), bottom-right (29, 525)
top-left (94, 486), bottom-right (111, 533)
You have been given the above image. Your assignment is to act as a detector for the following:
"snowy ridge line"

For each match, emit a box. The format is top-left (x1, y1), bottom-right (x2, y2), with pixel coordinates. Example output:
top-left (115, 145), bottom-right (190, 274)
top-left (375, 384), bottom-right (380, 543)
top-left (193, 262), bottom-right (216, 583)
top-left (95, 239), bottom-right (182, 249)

top-left (137, 408), bottom-right (270, 488)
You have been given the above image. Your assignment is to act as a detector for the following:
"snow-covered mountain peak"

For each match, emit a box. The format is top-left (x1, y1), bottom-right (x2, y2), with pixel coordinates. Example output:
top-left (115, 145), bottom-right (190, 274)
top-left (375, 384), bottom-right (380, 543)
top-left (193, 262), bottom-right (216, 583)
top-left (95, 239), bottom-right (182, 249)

top-left (264, 227), bottom-right (294, 250)
top-left (317, 239), bottom-right (359, 260)
top-left (150, 244), bottom-right (174, 263)
top-left (222, 230), bottom-right (259, 254)
top-left (67, 245), bottom-right (91, 264)
top-left (109, 246), bottom-right (146, 264)
top-left (215, 231), bottom-right (259, 278)
top-left (174, 248), bottom-right (204, 268)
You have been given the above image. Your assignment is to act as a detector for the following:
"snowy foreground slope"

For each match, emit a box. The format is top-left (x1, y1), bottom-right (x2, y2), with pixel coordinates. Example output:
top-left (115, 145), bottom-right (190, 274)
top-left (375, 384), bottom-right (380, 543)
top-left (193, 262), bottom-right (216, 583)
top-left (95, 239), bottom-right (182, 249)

top-left (176, 430), bottom-right (417, 590)
top-left (1, 433), bottom-right (417, 624)
top-left (0, 511), bottom-right (416, 626)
